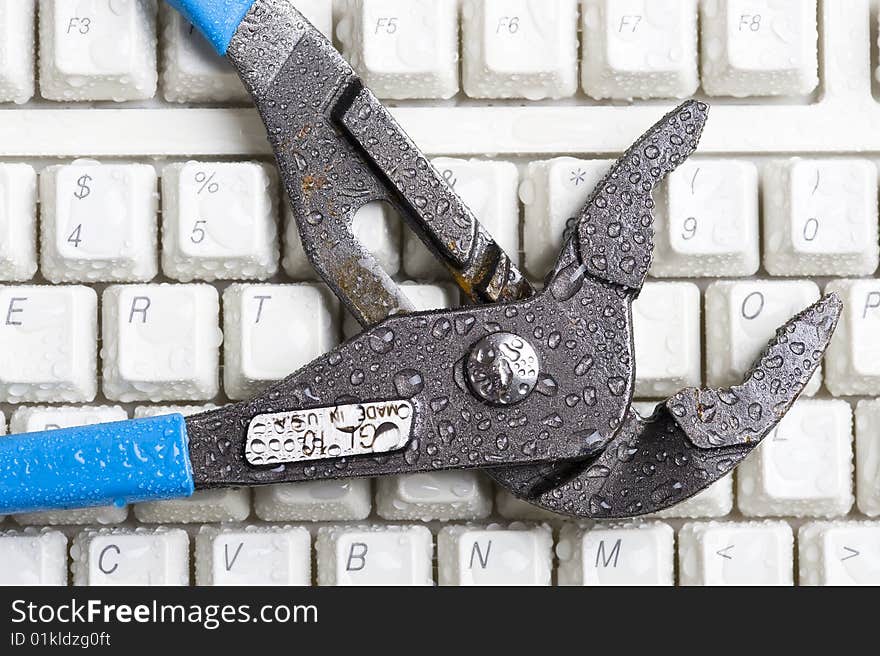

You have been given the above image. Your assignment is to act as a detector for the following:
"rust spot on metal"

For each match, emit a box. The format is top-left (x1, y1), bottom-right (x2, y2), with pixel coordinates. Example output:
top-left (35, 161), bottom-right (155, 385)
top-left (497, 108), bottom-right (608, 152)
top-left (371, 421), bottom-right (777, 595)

top-left (302, 174), bottom-right (328, 195)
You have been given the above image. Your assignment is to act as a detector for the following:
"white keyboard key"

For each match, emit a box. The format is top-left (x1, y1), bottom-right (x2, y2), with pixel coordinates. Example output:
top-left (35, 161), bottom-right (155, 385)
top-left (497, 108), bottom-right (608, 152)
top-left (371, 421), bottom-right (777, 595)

top-left (317, 525), bottom-right (433, 586)
top-left (632, 282), bottom-right (701, 398)
top-left (0, 0), bottom-right (35, 104)
top-left (132, 404), bottom-right (250, 523)
top-left (0, 529), bottom-right (67, 586)
top-left (196, 525), bottom-right (311, 586)
top-left (254, 479), bottom-right (372, 522)
top-left (652, 478), bottom-right (733, 518)
top-left (344, 281), bottom-right (455, 337)
top-left (39, 0), bottom-right (158, 102)
top-left (763, 159), bottom-right (879, 276)
top-left (700, 0), bottom-right (819, 97)
top-left (737, 399), bottom-right (854, 518)
top-left (705, 280), bottom-right (821, 394)
top-left (0, 285), bottom-right (97, 403)
top-left (521, 158), bottom-right (614, 279)
top-left (10, 405), bottom-right (129, 526)
top-left (338, 0), bottom-right (459, 99)
top-left (581, 0), bottom-right (699, 100)
top-left (652, 159), bottom-right (760, 277)
top-left (135, 489), bottom-right (249, 524)
top-left (343, 282), bottom-right (457, 339)
top-left (438, 523), bottom-right (553, 586)
top-left (824, 279), bottom-right (880, 396)
top-left (856, 400), bottom-right (880, 517)
top-left (10, 405), bottom-right (127, 433)
top-left (557, 522), bottom-right (674, 586)
top-left (40, 161), bottom-right (159, 283)
top-left (799, 522), bottom-right (880, 586)
top-left (162, 162), bottom-right (279, 282)
top-left (160, 5), bottom-right (247, 103)
top-left (283, 201), bottom-right (402, 281)
top-left (0, 164), bottom-right (37, 281)
top-left (71, 527), bottom-right (189, 586)
top-left (223, 283), bottom-right (339, 400)
top-left (377, 471), bottom-right (493, 521)
top-left (404, 159), bottom-right (519, 280)
top-left (133, 404), bottom-right (217, 419)
top-left (678, 521), bottom-right (794, 586)
top-left (495, 490), bottom-right (565, 522)
top-left (462, 0), bottom-right (579, 99)
top-left (101, 284), bottom-right (222, 402)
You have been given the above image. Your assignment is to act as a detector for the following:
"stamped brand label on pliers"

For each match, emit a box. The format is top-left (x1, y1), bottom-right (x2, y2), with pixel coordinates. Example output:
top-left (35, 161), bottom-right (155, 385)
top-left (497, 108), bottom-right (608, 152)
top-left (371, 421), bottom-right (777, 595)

top-left (245, 401), bottom-right (414, 466)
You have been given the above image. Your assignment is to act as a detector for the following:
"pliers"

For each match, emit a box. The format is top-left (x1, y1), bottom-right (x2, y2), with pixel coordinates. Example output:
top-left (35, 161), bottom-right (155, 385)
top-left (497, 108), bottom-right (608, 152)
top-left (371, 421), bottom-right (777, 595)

top-left (0, 0), bottom-right (843, 519)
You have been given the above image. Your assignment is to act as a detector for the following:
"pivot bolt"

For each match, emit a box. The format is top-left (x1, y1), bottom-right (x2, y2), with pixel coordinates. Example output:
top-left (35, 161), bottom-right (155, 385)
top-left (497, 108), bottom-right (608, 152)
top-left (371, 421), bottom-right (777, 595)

top-left (466, 332), bottom-right (540, 406)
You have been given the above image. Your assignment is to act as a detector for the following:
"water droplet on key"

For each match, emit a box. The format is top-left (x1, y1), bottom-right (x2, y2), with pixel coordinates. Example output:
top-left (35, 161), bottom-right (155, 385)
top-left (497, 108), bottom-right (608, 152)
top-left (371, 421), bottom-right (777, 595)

top-left (307, 210), bottom-right (323, 225)
top-left (644, 144), bottom-right (661, 159)
top-left (357, 104), bottom-right (372, 120)
top-left (350, 369), bottom-right (365, 386)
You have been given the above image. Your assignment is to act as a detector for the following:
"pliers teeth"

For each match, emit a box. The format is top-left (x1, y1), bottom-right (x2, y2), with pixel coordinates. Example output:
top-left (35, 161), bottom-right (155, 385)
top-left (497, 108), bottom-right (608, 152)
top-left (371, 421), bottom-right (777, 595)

top-left (565, 100), bottom-right (709, 294)
top-left (507, 294), bottom-right (843, 518)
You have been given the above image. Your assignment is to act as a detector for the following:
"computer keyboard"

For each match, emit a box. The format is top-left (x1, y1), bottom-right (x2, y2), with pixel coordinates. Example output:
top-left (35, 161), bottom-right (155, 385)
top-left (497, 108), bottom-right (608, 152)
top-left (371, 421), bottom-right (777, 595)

top-left (1, 0), bottom-right (880, 587)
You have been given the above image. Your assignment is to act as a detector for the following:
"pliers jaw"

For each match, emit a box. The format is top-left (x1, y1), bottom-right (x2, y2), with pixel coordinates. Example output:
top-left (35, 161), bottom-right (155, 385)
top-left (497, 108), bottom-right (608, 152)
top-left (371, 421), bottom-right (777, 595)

top-left (497, 294), bottom-right (843, 518)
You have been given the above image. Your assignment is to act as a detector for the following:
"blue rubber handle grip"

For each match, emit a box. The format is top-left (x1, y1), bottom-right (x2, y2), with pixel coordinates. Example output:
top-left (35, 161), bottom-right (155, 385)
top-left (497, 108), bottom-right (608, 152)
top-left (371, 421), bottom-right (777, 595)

top-left (0, 415), bottom-right (195, 515)
top-left (165, 0), bottom-right (257, 55)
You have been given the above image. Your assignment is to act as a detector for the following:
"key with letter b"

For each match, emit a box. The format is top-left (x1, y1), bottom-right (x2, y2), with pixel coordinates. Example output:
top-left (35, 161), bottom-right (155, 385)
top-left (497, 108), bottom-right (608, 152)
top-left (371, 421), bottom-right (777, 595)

top-left (317, 525), bottom-right (433, 586)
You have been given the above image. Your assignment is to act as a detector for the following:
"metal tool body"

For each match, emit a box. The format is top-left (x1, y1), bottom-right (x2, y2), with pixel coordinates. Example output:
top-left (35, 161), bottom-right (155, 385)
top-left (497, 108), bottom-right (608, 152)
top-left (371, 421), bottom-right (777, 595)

top-left (0, 0), bottom-right (843, 518)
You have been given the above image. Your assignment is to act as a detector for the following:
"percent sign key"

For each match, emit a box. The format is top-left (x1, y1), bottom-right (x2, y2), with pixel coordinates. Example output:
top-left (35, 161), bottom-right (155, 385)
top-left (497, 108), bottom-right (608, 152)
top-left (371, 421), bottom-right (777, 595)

top-left (195, 170), bottom-right (220, 194)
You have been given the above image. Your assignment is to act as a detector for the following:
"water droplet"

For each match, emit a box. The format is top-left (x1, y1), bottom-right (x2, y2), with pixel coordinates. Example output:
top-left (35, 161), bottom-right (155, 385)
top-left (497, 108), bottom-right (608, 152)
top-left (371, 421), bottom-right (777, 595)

top-left (432, 318), bottom-right (452, 339)
top-left (575, 354), bottom-right (594, 376)
top-left (549, 261), bottom-right (587, 301)
top-left (535, 374), bottom-right (558, 397)
top-left (430, 396), bottom-right (449, 413)
top-left (542, 413), bottom-right (563, 429)
top-left (368, 327), bottom-right (395, 354)
top-left (394, 369), bottom-right (424, 397)
top-left (607, 377), bottom-right (626, 396)
top-left (455, 315), bottom-right (476, 335)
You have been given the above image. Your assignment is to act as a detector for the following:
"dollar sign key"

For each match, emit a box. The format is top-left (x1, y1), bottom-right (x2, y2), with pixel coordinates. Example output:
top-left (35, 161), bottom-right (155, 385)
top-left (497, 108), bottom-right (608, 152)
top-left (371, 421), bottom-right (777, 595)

top-left (74, 174), bottom-right (92, 200)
